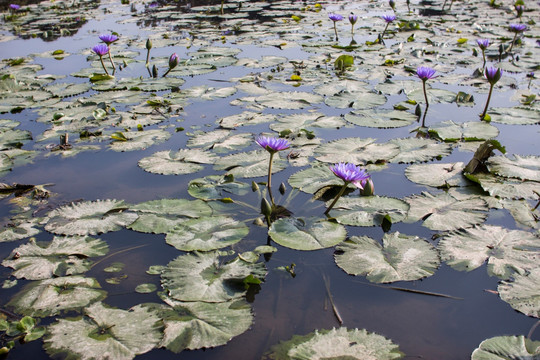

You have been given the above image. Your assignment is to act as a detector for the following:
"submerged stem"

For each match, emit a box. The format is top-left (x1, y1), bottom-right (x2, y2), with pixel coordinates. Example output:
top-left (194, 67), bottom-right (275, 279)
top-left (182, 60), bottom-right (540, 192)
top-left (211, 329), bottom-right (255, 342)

top-left (480, 83), bottom-right (494, 119)
top-left (324, 182), bottom-right (349, 215)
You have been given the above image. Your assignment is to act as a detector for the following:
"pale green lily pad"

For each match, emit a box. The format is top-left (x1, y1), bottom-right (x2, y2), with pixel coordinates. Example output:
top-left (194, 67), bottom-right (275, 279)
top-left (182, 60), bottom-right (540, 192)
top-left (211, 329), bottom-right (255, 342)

top-left (268, 217), bottom-right (346, 251)
top-left (389, 138), bottom-right (453, 163)
top-left (288, 164), bottom-right (345, 194)
top-left (345, 109), bottom-right (417, 128)
top-left (44, 82), bottom-right (92, 98)
top-left (188, 129), bottom-right (251, 152)
top-left (314, 138), bottom-right (400, 165)
top-left (470, 173), bottom-right (540, 200)
top-left (149, 293), bottom-right (253, 352)
top-left (269, 113), bottom-right (347, 133)
top-left (328, 196), bottom-right (410, 227)
top-left (335, 232), bottom-right (440, 283)
top-left (471, 335), bottom-right (540, 359)
top-left (254, 91), bottom-right (323, 109)
top-left (404, 192), bottom-right (488, 231)
top-left (500, 199), bottom-right (540, 230)
top-left (135, 283), bottom-right (157, 294)
top-left (498, 268), bottom-right (540, 319)
top-left (104, 262), bottom-right (124, 273)
top-left (2, 236), bottom-right (108, 280)
top-left (0, 128), bottom-right (32, 150)
top-left (109, 129), bottom-right (171, 152)
top-left (43, 302), bottom-right (162, 360)
top-left (264, 327), bottom-right (404, 360)
top-left (166, 216), bottom-right (249, 252)
top-left (45, 199), bottom-right (138, 236)
top-left (161, 251), bottom-right (266, 303)
top-left (0, 221), bottom-right (40, 242)
top-left (218, 111), bottom-right (276, 129)
top-left (324, 90), bottom-right (387, 109)
top-left (138, 149), bottom-right (217, 175)
top-left (404, 162), bottom-right (468, 188)
top-left (7, 276), bottom-right (106, 317)
top-left (0, 154), bottom-right (12, 177)
top-left (127, 214), bottom-right (189, 234)
top-left (438, 225), bottom-right (540, 280)
top-left (146, 265), bottom-right (165, 275)
top-left (489, 107), bottom-right (540, 125)
top-left (131, 198), bottom-right (213, 218)
top-left (487, 155), bottom-right (540, 182)
top-left (408, 88), bottom-right (457, 104)
top-left (428, 120), bottom-right (499, 142)
top-left (214, 150), bottom-right (288, 178)
top-left (188, 175), bottom-right (250, 200)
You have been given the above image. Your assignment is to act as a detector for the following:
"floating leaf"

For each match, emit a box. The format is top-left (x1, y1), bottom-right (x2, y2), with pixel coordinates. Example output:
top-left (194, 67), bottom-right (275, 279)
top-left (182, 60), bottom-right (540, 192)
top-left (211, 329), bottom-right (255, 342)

top-left (138, 149), bottom-right (217, 175)
top-left (439, 225), bottom-right (540, 280)
top-left (404, 192), bottom-right (488, 231)
top-left (161, 251), bottom-right (266, 303)
top-left (489, 107), bottom-right (540, 125)
top-left (131, 199), bottom-right (212, 218)
top-left (335, 232), bottom-right (440, 283)
top-left (45, 199), bottom-right (138, 236)
top-left (109, 129), bottom-right (171, 152)
top-left (345, 109), bottom-right (417, 128)
top-left (427, 120), bottom-right (499, 142)
top-left (288, 164), bottom-right (344, 194)
top-left (471, 173), bottom-right (540, 199)
top-left (166, 216), bottom-right (249, 252)
top-left (44, 302), bottom-right (162, 360)
top-left (135, 283), bottom-right (157, 293)
top-left (315, 138), bottom-right (400, 165)
top-left (268, 217), bottom-right (346, 251)
top-left (0, 221), bottom-right (40, 242)
top-left (471, 335), bottom-right (540, 359)
top-left (487, 155), bottom-right (540, 182)
top-left (214, 150), bottom-right (287, 178)
top-left (404, 162), bottom-right (467, 188)
top-left (389, 138), bottom-right (453, 163)
top-left (2, 236), bottom-right (108, 280)
top-left (188, 175), bottom-right (250, 200)
top-left (498, 269), bottom-right (540, 318)
top-left (103, 262), bottom-right (124, 273)
top-left (263, 327), bottom-right (404, 360)
top-left (328, 196), bottom-right (410, 227)
top-left (7, 276), bottom-right (106, 317)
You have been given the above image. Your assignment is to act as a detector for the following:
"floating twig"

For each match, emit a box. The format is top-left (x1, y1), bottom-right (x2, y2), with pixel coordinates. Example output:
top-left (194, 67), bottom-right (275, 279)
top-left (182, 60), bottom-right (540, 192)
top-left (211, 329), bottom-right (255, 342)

top-left (352, 280), bottom-right (463, 300)
top-left (322, 273), bottom-right (343, 325)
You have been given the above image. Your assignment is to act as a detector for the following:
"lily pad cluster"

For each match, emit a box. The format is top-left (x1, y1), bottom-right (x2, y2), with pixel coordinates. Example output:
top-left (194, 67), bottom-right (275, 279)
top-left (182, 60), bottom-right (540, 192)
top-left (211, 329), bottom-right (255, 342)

top-left (0, 0), bottom-right (539, 358)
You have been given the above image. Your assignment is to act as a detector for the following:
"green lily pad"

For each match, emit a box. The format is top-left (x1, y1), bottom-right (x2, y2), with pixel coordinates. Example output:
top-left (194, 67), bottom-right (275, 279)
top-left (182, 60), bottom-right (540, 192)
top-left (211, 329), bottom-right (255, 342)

top-left (335, 232), bottom-right (440, 283)
top-left (287, 164), bottom-right (345, 194)
top-left (489, 107), bottom-right (540, 125)
top-left (135, 283), bottom-right (157, 294)
top-left (498, 268), bottom-right (540, 319)
top-left (328, 196), bottom-right (410, 227)
top-left (438, 225), bottom-right (540, 280)
top-left (269, 113), bottom-right (346, 133)
top-left (268, 217), bottom-right (347, 251)
top-left (389, 138), bottom-right (453, 163)
top-left (470, 173), bottom-right (540, 200)
top-left (404, 162), bottom-right (467, 188)
top-left (7, 276), bottom-right (106, 317)
top-left (345, 109), bottom-right (417, 128)
top-left (404, 192), bottom-right (488, 231)
top-left (427, 120), bottom-right (499, 142)
top-left (161, 251), bottom-right (266, 303)
top-left (45, 199), bottom-right (138, 236)
top-left (471, 335), bottom-right (540, 359)
top-left (166, 216), bottom-right (249, 252)
top-left (264, 327), bottom-right (404, 360)
top-left (218, 111), bottom-right (276, 129)
top-left (2, 235), bottom-right (108, 280)
top-left (43, 302), bottom-right (162, 360)
top-left (408, 87), bottom-right (457, 104)
top-left (214, 150), bottom-right (288, 178)
top-left (109, 129), bottom-right (171, 152)
top-left (103, 262), bottom-right (124, 273)
top-left (487, 155), bottom-right (540, 182)
top-left (138, 149), bottom-right (218, 175)
top-left (0, 221), bottom-right (40, 242)
top-left (314, 138), bottom-right (400, 165)
top-left (188, 175), bottom-right (250, 200)
top-left (131, 198), bottom-right (213, 218)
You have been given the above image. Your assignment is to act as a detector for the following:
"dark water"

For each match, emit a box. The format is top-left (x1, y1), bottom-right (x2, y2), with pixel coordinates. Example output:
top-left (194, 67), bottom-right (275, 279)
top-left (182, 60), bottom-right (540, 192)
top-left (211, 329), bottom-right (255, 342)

top-left (1, 0), bottom-right (539, 359)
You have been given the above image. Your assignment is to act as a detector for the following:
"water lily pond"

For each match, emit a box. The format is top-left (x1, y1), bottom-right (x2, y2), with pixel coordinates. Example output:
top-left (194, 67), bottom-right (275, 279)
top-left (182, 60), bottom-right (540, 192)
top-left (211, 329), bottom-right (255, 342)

top-left (1, 0), bottom-right (539, 358)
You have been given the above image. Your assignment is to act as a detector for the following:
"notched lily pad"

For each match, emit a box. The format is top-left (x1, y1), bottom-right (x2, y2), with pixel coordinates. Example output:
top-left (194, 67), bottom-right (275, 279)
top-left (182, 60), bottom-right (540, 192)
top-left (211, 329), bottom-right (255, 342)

top-left (268, 217), bottom-right (347, 251)
top-left (328, 196), bottom-right (410, 227)
top-left (472, 335), bottom-right (540, 359)
top-left (498, 268), bottom-right (540, 319)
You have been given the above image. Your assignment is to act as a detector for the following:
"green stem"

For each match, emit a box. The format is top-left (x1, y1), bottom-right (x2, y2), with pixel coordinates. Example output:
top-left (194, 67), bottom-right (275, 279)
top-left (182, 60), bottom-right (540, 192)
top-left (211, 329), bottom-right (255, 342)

top-left (99, 56), bottom-right (110, 76)
top-left (324, 182), bottom-right (349, 215)
top-left (351, 24), bottom-right (354, 36)
top-left (381, 23), bottom-right (389, 41)
top-left (507, 32), bottom-right (518, 53)
top-left (267, 152), bottom-right (275, 205)
top-left (480, 83), bottom-right (494, 119)
top-left (145, 48), bottom-right (151, 67)
top-left (481, 49), bottom-right (486, 70)
top-left (422, 79), bottom-right (429, 109)
top-left (107, 48), bottom-right (116, 70)
top-left (163, 67), bottom-right (171, 77)
top-left (333, 22), bottom-right (338, 40)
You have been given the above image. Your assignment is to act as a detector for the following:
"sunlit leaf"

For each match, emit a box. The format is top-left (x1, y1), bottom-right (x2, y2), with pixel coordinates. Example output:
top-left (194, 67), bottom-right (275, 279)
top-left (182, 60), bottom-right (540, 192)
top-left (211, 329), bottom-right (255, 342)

top-left (268, 217), bottom-right (346, 251)
top-left (471, 335), bottom-right (540, 359)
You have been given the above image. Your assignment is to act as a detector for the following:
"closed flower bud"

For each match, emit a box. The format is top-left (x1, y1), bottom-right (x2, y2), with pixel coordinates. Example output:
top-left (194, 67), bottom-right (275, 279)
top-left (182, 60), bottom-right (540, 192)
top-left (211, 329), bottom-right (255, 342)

top-left (261, 198), bottom-right (272, 217)
top-left (146, 38), bottom-right (152, 50)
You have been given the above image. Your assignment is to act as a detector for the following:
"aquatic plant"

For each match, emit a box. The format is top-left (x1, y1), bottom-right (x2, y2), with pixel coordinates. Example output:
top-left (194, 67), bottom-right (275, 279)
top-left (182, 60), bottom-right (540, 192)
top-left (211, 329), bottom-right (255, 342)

top-left (256, 136), bottom-right (290, 205)
top-left (99, 34), bottom-right (118, 71)
top-left (163, 53), bottom-right (179, 77)
top-left (325, 162), bottom-right (370, 214)
top-left (9, 4), bottom-right (20, 10)
top-left (480, 66), bottom-right (503, 120)
top-left (91, 44), bottom-right (110, 76)
top-left (389, 0), bottom-right (396, 10)
top-left (515, 4), bottom-right (524, 19)
top-left (328, 13), bottom-right (343, 40)
top-left (145, 38), bottom-right (152, 66)
top-left (348, 13), bottom-right (357, 35)
top-left (380, 14), bottom-right (396, 42)
top-left (476, 39), bottom-right (490, 69)
top-left (507, 23), bottom-right (527, 53)
top-left (416, 66), bottom-right (436, 109)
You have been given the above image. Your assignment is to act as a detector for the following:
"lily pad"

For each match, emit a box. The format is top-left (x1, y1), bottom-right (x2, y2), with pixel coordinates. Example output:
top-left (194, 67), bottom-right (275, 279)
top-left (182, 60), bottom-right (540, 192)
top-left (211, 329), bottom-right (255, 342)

top-left (161, 251), bottom-right (266, 303)
top-left (404, 162), bottom-right (467, 188)
top-left (389, 138), bottom-right (453, 164)
top-left (109, 129), bottom-right (171, 152)
top-left (7, 276), bottom-right (106, 317)
top-left (498, 268), bottom-right (540, 318)
top-left (287, 164), bottom-right (344, 194)
top-left (404, 192), bottom-right (488, 231)
top-left (335, 232), bottom-right (440, 283)
top-left (268, 217), bottom-right (347, 251)
top-left (489, 107), bottom-right (540, 125)
top-left (470, 173), bottom-right (540, 200)
top-left (487, 155), bottom-right (540, 182)
top-left (214, 150), bottom-right (288, 178)
top-left (428, 120), bottom-right (499, 142)
top-left (166, 216), bottom-right (249, 252)
top-left (187, 175), bottom-right (250, 200)
top-left (471, 335), bottom-right (540, 359)
top-left (138, 149), bottom-right (218, 175)
top-left (314, 138), bottom-right (400, 165)
top-left (328, 196), bottom-right (410, 227)
top-left (345, 109), bottom-right (417, 129)
top-left (43, 302), bottom-right (162, 360)
top-left (45, 199), bottom-right (138, 236)
top-left (135, 283), bottom-right (157, 294)
top-left (264, 327), bottom-right (404, 360)
top-left (438, 225), bottom-right (540, 280)
top-left (2, 235), bottom-right (108, 280)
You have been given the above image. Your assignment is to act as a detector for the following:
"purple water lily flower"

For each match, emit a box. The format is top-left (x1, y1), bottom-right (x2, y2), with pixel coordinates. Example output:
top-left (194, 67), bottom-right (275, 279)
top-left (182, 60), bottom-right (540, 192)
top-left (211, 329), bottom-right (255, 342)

top-left (330, 162), bottom-right (370, 189)
top-left (256, 136), bottom-right (290, 154)
top-left (9, 4), bottom-right (20, 10)
top-left (99, 34), bottom-right (119, 45)
top-left (163, 53), bottom-right (179, 77)
top-left (476, 39), bottom-right (490, 50)
top-left (92, 44), bottom-right (109, 56)
top-left (480, 67), bottom-right (503, 120)
top-left (515, 5), bottom-right (524, 17)
top-left (328, 13), bottom-right (343, 22)
top-left (416, 66), bottom-right (436, 81)
top-left (509, 23), bottom-right (527, 33)
top-left (381, 14), bottom-right (396, 23)
top-left (348, 14), bottom-right (358, 25)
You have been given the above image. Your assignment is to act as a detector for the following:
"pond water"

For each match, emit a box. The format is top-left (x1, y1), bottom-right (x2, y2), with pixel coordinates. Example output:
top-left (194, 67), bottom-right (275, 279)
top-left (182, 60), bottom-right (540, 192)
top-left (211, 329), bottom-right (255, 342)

top-left (0, 0), bottom-right (539, 359)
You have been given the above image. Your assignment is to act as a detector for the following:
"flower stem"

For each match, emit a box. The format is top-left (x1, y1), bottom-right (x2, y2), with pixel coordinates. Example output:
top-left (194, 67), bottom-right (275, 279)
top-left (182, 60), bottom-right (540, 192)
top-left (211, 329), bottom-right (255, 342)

top-left (324, 182), bottom-right (349, 215)
top-left (267, 152), bottom-right (275, 205)
top-left (163, 68), bottom-right (171, 77)
top-left (145, 48), bottom-right (151, 67)
top-left (507, 32), bottom-right (518, 54)
top-left (99, 56), bottom-right (110, 76)
top-left (422, 80), bottom-right (429, 109)
top-left (481, 49), bottom-right (486, 70)
top-left (333, 22), bottom-right (338, 40)
top-left (480, 83), bottom-right (494, 120)
top-left (107, 49), bottom-right (116, 71)
top-left (381, 23), bottom-right (389, 41)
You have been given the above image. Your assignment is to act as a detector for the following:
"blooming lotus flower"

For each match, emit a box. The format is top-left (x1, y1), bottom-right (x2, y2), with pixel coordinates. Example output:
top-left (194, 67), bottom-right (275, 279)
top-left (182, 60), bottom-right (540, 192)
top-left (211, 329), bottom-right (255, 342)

top-left (9, 4), bottom-right (20, 10)
top-left (92, 44), bottom-right (111, 75)
top-left (480, 67), bottom-right (503, 120)
top-left (381, 14), bottom-right (396, 23)
top-left (325, 162), bottom-right (370, 214)
top-left (99, 34), bottom-right (118, 45)
top-left (256, 136), bottom-right (290, 205)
